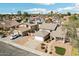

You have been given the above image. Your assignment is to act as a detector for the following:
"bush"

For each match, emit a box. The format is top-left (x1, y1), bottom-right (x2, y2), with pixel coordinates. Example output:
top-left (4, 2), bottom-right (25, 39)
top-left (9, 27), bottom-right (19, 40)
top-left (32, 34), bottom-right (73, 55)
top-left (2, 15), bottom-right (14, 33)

top-left (55, 46), bottom-right (66, 55)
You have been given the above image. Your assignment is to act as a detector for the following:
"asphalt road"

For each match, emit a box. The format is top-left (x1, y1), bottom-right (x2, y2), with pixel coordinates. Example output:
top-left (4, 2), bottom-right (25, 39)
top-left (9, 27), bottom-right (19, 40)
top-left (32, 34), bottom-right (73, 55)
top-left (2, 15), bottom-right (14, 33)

top-left (0, 41), bottom-right (38, 56)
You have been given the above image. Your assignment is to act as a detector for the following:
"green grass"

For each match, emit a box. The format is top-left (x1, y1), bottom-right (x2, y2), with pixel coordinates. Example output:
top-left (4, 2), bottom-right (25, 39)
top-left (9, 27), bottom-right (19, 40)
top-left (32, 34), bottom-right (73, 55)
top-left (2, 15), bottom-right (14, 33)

top-left (55, 46), bottom-right (66, 55)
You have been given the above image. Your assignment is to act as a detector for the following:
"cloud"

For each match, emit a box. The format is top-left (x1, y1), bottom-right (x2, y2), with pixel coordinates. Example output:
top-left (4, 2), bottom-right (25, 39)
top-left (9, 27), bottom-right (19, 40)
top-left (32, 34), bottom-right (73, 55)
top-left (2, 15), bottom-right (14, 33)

top-left (24, 8), bottom-right (50, 14)
top-left (55, 4), bottom-right (79, 14)
top-left (74, 3), bottom-right (79, 9)
top-left (56, 7), bottom-right (74, 12)
top-left (38, 3), bottom-right (55, 5)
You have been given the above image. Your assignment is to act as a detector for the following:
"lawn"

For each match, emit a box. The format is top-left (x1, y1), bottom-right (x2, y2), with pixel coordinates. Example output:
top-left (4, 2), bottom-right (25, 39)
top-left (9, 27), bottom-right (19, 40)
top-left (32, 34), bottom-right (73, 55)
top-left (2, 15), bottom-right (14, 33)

top-left (55, 46), bottom-right (66, 55)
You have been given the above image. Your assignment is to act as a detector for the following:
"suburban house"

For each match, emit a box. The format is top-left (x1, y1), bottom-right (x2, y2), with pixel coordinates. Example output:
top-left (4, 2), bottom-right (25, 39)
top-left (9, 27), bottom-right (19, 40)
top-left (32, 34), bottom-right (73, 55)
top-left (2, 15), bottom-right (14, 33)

top-left (0, 20), bottom-right (20, 30)
top-left (28, 16), bottom-right (45, 24)
top-left (34, 30), bottom-right (50, 41)
top-left (39, 23), bottom-right (58, 32)
top-left (52, 16), bottom-right (61, 26)
top-left (12, 27), bottom-right (31, 36)
top-left (50, 26), bottom-right (68, 43)
top-left (28, 17), bottom-right (34, 24)
top-left (35, 17), bottom-right (45, 24)
top-left (26, 23), bottom-right (39, 32)
top-left (18, 22), bottom-right (39, 33)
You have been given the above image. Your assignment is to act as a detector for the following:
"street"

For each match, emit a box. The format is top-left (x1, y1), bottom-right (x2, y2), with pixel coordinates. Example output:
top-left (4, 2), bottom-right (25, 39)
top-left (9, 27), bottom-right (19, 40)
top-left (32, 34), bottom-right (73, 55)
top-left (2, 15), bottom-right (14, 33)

top-left (0, 41), bottom-right (38, 56)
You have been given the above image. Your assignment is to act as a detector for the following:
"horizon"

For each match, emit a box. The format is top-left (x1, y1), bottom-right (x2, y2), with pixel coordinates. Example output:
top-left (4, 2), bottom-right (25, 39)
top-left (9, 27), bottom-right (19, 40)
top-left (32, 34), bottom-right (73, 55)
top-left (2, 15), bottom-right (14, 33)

top-left (0, 3), bottom-right (79, 14)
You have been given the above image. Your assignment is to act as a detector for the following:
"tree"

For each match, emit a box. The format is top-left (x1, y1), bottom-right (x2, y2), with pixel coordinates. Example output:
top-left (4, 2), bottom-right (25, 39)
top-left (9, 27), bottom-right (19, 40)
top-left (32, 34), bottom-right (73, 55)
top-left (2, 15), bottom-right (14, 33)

top-left (23, 12), bottom-right (30, 17)
top-left (67, 12), bottom-right (71, 16)
top-left (17, 11), bottom-right (21, 15)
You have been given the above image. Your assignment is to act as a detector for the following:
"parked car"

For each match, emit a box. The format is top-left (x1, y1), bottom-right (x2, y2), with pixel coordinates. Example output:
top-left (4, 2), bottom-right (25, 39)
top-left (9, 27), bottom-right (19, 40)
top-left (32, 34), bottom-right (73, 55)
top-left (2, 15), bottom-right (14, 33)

top-left (11, 34), bottom-right (21, 40)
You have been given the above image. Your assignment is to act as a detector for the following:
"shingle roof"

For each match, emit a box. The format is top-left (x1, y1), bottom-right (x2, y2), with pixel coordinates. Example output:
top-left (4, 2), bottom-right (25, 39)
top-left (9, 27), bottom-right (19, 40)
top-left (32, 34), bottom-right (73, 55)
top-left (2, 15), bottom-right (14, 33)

top-left (17, 27), bottom-right (31, 32)
top-left (50, 26), bottom-right (67, 38)
top-left (0, 20), bottom-right (19, 28)
top-left (35, 31), bottom-right (49, 37)
top-left (39, 23), bottom-right (57, 31)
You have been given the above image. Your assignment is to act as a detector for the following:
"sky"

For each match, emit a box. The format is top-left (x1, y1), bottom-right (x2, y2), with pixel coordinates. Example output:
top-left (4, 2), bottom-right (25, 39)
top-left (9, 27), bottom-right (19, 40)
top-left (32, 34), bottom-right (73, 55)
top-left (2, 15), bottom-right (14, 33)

top-left (0, 3), bottom-right (79, 14)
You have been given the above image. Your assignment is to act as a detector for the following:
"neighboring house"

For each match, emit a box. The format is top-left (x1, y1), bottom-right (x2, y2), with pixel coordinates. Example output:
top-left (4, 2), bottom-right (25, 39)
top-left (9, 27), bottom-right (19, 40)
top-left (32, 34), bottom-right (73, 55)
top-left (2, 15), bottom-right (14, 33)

top-left (39, 23), bottom-right (58, 32)
top-left (52, 16), bottom-right (61, 26)
top-left (0, 20), bottom-right (19, 30)
top-left (34, 31), bottom-right (50, 41)
top-left (26, 23), bottom-right (39, 32)
top-left (45, 17), bottom-right (53, 23)
top-left (13, 27), bottom-right (31, 36)
top-left (50, 26), bottom-right (68, 42)
top-left (28, 17), bottom-right (35, 24)
top-left (28, 16), bottom-right (45, 24)
top-left (35, 17), bottom-right (45, 24)
top-left (18, 23), bottom-right (39, 33)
